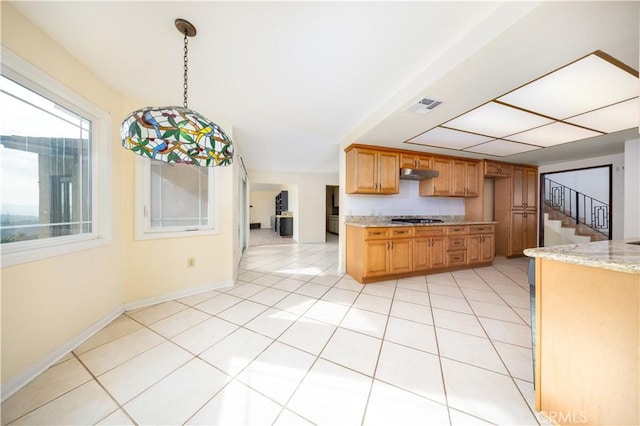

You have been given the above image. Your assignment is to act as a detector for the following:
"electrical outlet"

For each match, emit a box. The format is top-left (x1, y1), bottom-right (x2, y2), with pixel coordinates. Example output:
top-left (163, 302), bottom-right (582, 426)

top-left (187, 257), bottom-right (195, 267)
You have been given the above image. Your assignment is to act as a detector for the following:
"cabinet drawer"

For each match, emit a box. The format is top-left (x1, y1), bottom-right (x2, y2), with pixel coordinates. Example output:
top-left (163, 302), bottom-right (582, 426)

top-left (365, 228), bottom-right (391, 240)
top-left (468, 225), bottom-right (495, 234)
top-left (390, 227), bottom-right (413, 238)
top-left (447, 251), bottom-right (467, 266)
top-left (414, 226), bottom-right (446, 238)
top-left (448, 237), bottom-right (467, 250)
top-left (447, 225), bottom-right (468, 235)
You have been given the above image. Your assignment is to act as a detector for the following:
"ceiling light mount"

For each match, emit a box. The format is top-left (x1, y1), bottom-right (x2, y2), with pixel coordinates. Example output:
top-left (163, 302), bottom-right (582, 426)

top-left (120, 18), bottom-right (233, 167)
top-left (175, 18), bottom-right (196, 37)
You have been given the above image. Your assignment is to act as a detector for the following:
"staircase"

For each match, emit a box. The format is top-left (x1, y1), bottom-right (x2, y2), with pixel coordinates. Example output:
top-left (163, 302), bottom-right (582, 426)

top-left (543, 204), bottom-right (608, 243)
top-left (543, 178), bottom-right (610, 244)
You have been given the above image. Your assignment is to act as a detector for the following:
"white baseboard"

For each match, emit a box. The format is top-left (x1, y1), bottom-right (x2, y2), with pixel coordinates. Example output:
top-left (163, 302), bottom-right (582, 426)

top-left (1, 306), bottom-right (124, 402)
top-left (1, 279), bottom-right (236, 402)
top-left (123, 279), bottom-right (234, 312)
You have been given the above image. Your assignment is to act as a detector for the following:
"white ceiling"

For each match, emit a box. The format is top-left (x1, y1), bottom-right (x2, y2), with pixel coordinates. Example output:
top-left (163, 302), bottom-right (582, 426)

top-left (8, 1), bottom-right (639, 174)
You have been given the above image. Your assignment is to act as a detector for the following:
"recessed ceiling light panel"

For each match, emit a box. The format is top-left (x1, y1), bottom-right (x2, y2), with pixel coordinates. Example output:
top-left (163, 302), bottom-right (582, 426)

top-left (463, 139), bottom-right (540, 157)
top-left (565, 98), bottom-right (639, 133)
top-left (407, 126), bottom-right (493, 149)
top-left (508, 122), bottom-right (602, 147)
top-left (498, 53), bottom-right (639, 119)
top-left (444, 102), bottom-right (553, 138)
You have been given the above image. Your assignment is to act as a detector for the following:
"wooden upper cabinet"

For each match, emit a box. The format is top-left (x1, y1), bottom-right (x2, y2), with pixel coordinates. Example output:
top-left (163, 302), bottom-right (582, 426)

top-left (346, 146), bottom-right (399, 194)
top-left (484, 160), bottom-right (512, 177)
top-left (512, 166), bottom-right (538, 210)
top-left (419, 157), bottom-right (453, 196)
top-left (400, 153), bottom-right (433, 170)
top-left (452, 159), bottom-right (479, 197)
top-left (377, 151), bottom-right (401, 194)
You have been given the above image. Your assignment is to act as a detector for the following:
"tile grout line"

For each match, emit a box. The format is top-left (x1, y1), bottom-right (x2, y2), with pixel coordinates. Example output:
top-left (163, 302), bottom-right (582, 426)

top-left (452, 269), bottom-right (541, 425)
top-left (71, 351), bottom-right (140, 426)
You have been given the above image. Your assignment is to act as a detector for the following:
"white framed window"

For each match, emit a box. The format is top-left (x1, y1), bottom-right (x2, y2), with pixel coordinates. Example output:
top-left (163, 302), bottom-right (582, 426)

top-left (135, 155), bottom-right (220, 240)
top-left (0, 48), bottom-right (111, 267)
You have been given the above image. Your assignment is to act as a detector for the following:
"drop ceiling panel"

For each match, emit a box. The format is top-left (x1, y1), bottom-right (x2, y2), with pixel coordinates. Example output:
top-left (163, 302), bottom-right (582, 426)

top-left (565, 98), bottom-right (639, 133)
top-left (498, 53), bottom-right (639, 119)
top-left (444, 102), bottom-right (553, 138)
top-left (507, 122), bottom-right (603, 147)
top-left (464, 139), bottom-right (540, 156)
top-left (406, 126), bottom-right (493, 149)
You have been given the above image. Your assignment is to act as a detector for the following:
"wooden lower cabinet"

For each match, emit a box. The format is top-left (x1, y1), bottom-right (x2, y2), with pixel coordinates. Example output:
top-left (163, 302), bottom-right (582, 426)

top-left (467, 224), bottom-right (495, 265)
top-left (414, 227), bottom-right (447, 271)
top-left (347, 223), bottom-right (495, 283)
top-left (468, 234), bottom-right (494, 264)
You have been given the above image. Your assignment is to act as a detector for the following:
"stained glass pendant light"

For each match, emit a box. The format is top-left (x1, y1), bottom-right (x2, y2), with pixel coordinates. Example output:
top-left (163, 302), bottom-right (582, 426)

top-left (120, 19), bottom-right (233, 166)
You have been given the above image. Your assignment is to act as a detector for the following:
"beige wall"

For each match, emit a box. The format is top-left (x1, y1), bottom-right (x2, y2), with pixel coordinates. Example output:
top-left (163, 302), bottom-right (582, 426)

top-left (1, 3), bottom-right (238, 388)
top-left (249, 170), bottom-right (338, 243)
top-left (1, 4), bottom-right (126, 384)
top-left (250, 189), bottom-right (281, 228)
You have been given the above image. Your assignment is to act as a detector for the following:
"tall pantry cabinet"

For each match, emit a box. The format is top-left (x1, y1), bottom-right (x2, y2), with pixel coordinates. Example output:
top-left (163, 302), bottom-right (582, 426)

top-left (494, 165), bottom-right (538, 257)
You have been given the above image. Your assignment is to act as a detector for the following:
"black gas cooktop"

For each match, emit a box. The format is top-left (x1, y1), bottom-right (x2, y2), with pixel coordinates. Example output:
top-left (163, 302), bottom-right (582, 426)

top-left (391, 218), bottom-right (444, 224)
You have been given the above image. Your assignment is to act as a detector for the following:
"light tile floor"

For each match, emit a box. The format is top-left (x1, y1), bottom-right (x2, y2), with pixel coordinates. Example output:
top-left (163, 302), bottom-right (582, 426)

top-left (1, 239), bottom-right (552, 425)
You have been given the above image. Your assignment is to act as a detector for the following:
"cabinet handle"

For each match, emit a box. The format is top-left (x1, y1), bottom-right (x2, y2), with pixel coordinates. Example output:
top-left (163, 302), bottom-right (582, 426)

top-left (434, 185), bottom-right (437, 192)
top-left (396, 231), bottom-right (408, 234)
top-left (370, 232), bottom-right (385, 236)
top-left (390, 241), bottom-right (393, 250)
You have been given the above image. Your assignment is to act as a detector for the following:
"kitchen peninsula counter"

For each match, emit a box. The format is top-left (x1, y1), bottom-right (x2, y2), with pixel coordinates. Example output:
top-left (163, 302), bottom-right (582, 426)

top-left (525, 240), bottom-right (640, 426)
top-left (524, 239), bottom-right (640, 273)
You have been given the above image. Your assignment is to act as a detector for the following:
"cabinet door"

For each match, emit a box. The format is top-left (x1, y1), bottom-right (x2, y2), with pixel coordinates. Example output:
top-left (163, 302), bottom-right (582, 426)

top-left (467, 235), bottom-right (482, 264)
top-left (512, 166), bottom-right (525, 209)
top-left (400, 153), bottom-right (417, 168)
top-left (465, 161), bottom-right (480, 197)
top-left (430, 237), bottom-right (447, 269)
top-left (413, 238), bottom-right (430, 271)
top-left (524, 211), bottom-right (537, 251)
top-left (524, 167), bottom-right (538, 210)
top-left (452, 160), bottom-right (467, 196)
top-left (510, 211), bottom-right (526, 256)
top-left (347, 148), bottom-right (377, 194)
top-left (484, 161), bottom-right (511, 177)
top-left (512, 166), bottom-right (537, 209)
top-left (419, 157), bottom-right (452, 196)
top-left (481, 234), bottom-right (495, 263)
top-left (364, 240), bottom-right (389, 277)
top-left (389, 239), bottom-right (412, 273)
top-left (415, 155), bottom-right (433, 170)
top-left (377, 151), bottom-right (400, 194)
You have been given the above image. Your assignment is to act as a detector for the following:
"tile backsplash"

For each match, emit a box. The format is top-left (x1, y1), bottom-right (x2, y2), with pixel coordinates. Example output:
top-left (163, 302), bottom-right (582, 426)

top-left (345, 180), bottom-right (465, 216)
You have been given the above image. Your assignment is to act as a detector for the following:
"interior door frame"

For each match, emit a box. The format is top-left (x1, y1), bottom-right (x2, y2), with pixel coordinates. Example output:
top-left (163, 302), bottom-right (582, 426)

top-left (539, 164), bottom-right (612, 247)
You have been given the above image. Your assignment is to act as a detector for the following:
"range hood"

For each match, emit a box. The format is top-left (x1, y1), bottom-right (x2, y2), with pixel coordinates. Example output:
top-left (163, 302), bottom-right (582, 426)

top-left (399, 168), bottom-right (439, 180)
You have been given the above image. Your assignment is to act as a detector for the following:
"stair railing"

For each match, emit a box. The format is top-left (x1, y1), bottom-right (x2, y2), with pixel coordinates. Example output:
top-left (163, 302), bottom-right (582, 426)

top-left (543, 178), bottom-right (610, 239)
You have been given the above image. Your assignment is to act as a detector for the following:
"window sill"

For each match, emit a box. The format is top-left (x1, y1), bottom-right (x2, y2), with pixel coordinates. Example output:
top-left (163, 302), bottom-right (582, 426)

top-left (135, 229), bottom-right (220, 241)
top-left (1, 237), bottom-right (111, 268)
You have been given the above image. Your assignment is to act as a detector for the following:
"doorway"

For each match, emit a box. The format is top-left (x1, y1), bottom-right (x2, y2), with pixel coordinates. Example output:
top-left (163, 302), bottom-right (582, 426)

top-left (539, 165), bottom-right (612, 246)
top-left (325, 185), bottom-right (339, 242)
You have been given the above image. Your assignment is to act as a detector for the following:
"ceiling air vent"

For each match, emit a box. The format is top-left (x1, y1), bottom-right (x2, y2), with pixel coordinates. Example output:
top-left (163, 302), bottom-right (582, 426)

top-left (405, 97), bottom-right (443, 114)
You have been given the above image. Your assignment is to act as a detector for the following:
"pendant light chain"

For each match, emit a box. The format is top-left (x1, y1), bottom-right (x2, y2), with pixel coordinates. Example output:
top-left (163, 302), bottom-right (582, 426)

top-left (183, 33), bottom-right (189, 108)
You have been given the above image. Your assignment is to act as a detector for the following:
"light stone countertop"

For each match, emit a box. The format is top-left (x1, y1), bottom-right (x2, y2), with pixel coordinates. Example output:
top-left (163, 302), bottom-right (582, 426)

top-left (524, 239), bottom-right (640, 274)
top-left (345, 221), bottom-right (498, 228)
